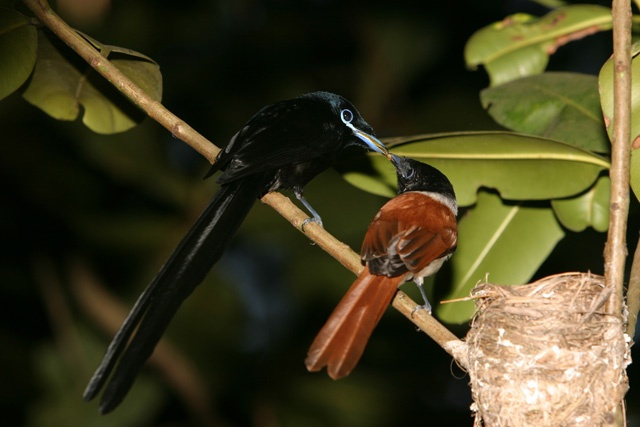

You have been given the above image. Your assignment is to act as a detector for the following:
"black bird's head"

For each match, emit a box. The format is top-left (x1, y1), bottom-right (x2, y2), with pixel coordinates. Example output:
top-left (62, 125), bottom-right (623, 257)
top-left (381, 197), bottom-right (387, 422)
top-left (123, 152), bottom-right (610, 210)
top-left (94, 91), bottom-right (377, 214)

top-left (300, 91), bottom-right (390, 157)
top-left (391, 154), bottom-right (457, 211)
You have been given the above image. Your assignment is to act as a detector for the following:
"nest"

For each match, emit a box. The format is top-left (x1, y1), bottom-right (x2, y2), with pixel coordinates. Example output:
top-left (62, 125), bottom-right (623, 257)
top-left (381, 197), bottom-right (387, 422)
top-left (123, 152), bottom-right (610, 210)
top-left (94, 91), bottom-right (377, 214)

top-left (460, 272), bottom-right (632, 427)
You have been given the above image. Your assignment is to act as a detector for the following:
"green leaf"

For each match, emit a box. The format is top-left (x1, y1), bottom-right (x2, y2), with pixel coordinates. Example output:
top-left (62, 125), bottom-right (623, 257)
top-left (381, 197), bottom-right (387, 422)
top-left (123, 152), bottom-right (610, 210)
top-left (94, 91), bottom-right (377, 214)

top-left (532, 0), bottom-right (568, 7)
top-left (599, 41), bottom-right (640, 202)
top-left (598, 41), bottom-right (640, 141)
top-left (632, 149), bottom-right (640, 203)
top-left (0, 8), bottom-right (37, 100)
top-left (465, 5), bottom-right (612, 86)
top-left (77, 30), bottom-right (162, 104)
top-left (22, 30), bottom-right (162, 134)
top-left (551, 175), bottom-right (609, 232)
top-left (437, 191), bottom-right (565, 324)
top-left (481, 72), bottom-right (609, 152)
top-left (343, 132), bottom-right (610, 206)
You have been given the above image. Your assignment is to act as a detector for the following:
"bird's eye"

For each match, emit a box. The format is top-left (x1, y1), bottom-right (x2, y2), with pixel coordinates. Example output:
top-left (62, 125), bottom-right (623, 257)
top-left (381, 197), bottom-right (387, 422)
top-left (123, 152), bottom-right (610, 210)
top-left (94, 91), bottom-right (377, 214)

top-left (340, 109), bottom-right (354, 124)
top-left (405, 168), bottom-right (416, 179)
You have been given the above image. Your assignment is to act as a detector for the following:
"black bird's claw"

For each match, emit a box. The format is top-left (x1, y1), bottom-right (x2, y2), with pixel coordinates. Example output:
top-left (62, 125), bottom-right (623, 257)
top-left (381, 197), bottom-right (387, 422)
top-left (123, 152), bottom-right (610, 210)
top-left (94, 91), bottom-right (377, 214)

top-left (411, 302), bottom-right (432, 318)
top-left (294, 188), bottom-right (323, 232)
top-left (301, 216), bottom-right (323, 231)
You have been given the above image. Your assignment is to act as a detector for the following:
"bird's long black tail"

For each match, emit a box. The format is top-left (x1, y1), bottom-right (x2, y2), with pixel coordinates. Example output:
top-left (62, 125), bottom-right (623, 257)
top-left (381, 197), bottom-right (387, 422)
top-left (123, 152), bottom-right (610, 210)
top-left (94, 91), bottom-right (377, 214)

top-left (83, 175), bottom-right (264, 413)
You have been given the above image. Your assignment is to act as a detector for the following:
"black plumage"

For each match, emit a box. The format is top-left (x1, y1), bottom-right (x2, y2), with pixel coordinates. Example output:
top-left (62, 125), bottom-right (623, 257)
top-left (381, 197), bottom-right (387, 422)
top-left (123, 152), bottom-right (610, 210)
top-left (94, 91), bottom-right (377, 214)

top-left (83, 91), bottom-right (389, 413)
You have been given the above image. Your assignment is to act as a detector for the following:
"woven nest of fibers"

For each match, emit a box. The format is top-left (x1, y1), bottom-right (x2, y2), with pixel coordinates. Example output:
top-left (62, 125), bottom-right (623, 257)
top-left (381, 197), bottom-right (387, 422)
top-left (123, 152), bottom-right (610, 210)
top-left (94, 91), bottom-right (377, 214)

top-left (464, 272), bottom-right (631, 427)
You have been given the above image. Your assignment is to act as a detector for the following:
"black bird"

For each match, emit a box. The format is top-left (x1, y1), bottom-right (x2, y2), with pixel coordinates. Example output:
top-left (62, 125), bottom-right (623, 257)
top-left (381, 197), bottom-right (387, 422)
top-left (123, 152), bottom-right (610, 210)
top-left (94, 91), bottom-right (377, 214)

top-left (306, 155), bottom-right (458, 379)
top-left (83, 91), bottom-right (389, 413)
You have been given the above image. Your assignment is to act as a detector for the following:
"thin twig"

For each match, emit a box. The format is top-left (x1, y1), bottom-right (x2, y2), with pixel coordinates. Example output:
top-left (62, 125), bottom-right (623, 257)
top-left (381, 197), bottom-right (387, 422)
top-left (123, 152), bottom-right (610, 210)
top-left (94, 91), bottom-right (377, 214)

top-left (606, 0), bottom-right (632, 316)
top-left (22, 0), bottom-right (463, 362)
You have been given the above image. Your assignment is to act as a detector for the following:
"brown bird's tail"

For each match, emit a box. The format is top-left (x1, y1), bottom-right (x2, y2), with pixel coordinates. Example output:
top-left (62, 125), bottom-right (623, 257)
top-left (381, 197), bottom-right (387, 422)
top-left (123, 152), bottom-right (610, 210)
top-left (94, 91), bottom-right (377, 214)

top-left (305, 268), bottom-right (405, 379)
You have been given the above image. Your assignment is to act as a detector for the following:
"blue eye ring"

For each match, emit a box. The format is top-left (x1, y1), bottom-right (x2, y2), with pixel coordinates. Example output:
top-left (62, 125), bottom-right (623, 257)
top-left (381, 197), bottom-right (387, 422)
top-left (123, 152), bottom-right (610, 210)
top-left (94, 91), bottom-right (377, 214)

top-left (340, 109), bottom-right (354, 124)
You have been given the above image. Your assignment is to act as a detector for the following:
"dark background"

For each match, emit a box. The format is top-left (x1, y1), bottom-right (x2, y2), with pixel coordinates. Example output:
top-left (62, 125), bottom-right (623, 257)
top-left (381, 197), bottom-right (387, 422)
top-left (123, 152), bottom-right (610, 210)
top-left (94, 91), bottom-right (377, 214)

top-left (1, 0), bottom-right (637, 426)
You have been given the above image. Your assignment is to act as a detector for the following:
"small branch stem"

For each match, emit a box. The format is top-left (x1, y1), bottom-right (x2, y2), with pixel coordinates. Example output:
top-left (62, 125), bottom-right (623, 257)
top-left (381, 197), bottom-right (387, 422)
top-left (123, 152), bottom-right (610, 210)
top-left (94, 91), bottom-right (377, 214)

top-left (22, 0), bottom-right (463, 363)
top-left (605, 0), bottom-right (632, 315)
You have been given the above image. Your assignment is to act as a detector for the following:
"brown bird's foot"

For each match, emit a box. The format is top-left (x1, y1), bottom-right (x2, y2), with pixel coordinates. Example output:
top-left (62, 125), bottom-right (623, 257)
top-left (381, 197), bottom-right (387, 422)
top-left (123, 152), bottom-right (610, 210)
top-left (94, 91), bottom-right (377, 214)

top-left (411, 280), bottom-right (432, 317)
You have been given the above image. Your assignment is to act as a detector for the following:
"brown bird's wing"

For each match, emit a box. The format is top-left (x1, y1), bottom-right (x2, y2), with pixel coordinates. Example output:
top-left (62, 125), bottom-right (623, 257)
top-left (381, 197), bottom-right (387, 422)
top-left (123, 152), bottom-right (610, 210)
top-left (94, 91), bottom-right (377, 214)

top-left (361, 192), bottom-right (458, 277)
top-left (306, 192), bottom-right (457, 380)
top-left (305, 268), bottom-right (404, 379)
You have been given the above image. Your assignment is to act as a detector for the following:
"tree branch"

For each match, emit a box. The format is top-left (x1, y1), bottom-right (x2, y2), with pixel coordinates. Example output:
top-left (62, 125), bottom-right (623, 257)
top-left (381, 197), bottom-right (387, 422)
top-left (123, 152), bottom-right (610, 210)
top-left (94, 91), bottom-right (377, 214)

top-left (605, 0), bottom-right (632, 315)
top-left (392, 291), bottom-right (466, 363)
top-left (22, 0), bottom-right (462, 365)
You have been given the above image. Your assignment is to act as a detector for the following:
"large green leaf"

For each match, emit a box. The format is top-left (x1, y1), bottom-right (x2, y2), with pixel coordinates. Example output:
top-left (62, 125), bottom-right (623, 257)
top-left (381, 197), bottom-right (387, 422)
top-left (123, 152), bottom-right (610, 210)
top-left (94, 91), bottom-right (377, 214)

top-left (343, 132), bottom-right (610, 206)
top-left (599, 41), bottom-right (640, 202)
top-left (632, 150), bottom-right (640, 203)
top-left (598, 41), bottom-right (640, 142)
top-left (481, 72), bottom-right (609, 152)
top-left (532, 0), bottom-right (568, 7)
top-left (437, 191), bottom-right (565, 324)
top-left (465, 5), bottom-right (612, 86)
top-left (0, 8), bottom-right (37, 100)
top-left (22, 30), bottom-right (162, 134)
top-left (551, 175), bottom-right (609, 232)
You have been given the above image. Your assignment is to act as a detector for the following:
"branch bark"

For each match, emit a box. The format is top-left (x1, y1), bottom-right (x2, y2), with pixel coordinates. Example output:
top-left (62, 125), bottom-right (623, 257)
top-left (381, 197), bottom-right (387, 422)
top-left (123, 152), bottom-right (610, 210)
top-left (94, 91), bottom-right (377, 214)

top-left (606, 0), bottom-right (632, 316)
top-left (22, 0), bottom-right (462, 364)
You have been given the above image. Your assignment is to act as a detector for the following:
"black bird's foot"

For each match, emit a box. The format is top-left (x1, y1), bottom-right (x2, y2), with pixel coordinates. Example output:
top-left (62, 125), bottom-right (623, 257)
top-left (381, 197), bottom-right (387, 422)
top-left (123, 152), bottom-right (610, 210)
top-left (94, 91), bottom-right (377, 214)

top-left (411, 302), bottom-right (432, 318)
top-left (301, 215), bottom-right (323, 231)
top-left (294, 188), bottom-right (324, 231)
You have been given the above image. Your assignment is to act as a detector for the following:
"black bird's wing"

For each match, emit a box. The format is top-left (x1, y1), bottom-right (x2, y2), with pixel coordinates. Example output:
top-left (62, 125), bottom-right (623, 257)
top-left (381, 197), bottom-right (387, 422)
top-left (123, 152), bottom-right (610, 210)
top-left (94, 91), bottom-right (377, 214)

top-left (85, 91), bottom-right (379, 413)
top-left (84, 175), bottom-right (264, 413)
top-left (212, 97), bottom-right (343, 184)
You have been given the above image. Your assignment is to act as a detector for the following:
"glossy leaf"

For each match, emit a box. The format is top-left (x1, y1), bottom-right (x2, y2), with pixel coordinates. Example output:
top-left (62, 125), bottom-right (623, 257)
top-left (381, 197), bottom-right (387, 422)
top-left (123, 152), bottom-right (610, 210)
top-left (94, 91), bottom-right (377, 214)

top-left (599, 41), bottom-right (640, 202)
top-left (481, 72), bottom-right (609, 152)
top-left (551, 175), bottom-right (609, 232)
top-left (23, 30), bottom-right (162, 134)
top-left (533, 0), bottom-right (568, 7)
top-left (632, 150), bottom-right (640, 203)
top-left (343, 132), bottom-right (610, 206)
top-left (465, 5), bottom-right (612, 86)
top-left (437, 191), bottom-right (565, 324)
top-left (0, 8), bottom-right (37, 100)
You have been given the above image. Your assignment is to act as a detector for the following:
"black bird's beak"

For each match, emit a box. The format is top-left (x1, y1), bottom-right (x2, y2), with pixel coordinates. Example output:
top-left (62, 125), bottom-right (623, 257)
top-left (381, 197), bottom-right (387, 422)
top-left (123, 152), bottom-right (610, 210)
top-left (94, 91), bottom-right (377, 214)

top-left (340, 115), bottom-right (390, 158)
top-left (351, 128), bottom-right (390, 158)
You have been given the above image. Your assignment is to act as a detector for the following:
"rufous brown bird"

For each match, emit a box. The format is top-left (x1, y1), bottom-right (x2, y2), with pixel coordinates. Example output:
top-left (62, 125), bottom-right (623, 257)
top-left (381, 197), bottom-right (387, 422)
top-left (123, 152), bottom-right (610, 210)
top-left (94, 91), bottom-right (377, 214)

top-left (305, 155), bottom-right (457, 379)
